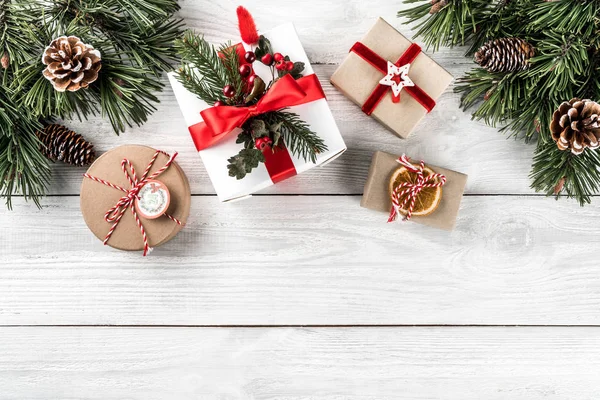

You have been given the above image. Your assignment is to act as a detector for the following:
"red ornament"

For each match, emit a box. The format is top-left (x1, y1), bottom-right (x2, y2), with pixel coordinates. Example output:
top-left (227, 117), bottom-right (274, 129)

top-left (247, 74), bottom-right (257, 86)
top-left (223, 85), bottom-right (235, 98)
top-left (261, 53), bottom-right (273, 65)
top-left (239, 64), bottom-right (252, 77)
top-left (255, 136), bottom-right (273, 150)
top-left (236, 6), bottom-right (259, 45)
top-left (286, 61), bottom-right (294, 71)
top-left (273, 53), bottom-right (284, 62)
top-left (275, 60), bottom-right (286, 70)
top-left (213, 100), bottom-right (223, 107)
top-left (244, 51), bottom-right (256, 64)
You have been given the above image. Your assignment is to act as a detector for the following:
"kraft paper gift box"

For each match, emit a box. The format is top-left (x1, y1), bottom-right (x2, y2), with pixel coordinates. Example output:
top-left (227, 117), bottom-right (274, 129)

top-left (168, 23), bottom-right (347, 202)
top-left (81, 145), bottom-right (191, 254)
top-left (330, 18), bottom-right (453, 139)
top-left (361, 151), bottom-right (467, 231)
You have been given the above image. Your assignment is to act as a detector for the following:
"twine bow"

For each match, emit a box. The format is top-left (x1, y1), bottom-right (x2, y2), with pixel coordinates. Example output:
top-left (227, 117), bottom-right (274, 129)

top-left (388, 154), bottom-right (446, 222)
top-left (83, 150), bottom-right (184, 256)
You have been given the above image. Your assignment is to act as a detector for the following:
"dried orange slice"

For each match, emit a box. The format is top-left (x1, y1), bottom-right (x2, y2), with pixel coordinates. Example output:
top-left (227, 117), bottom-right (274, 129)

top-left (388, 165), bottom-right (443, 217)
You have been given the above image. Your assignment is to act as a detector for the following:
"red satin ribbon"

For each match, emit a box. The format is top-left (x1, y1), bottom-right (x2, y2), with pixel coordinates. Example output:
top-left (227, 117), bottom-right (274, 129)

top-left (189, 73), bottom-right (325, 150)
top-left (188, 72), bottom-right (326, 184)
top-left (350, 42), bottom-right (436, 116)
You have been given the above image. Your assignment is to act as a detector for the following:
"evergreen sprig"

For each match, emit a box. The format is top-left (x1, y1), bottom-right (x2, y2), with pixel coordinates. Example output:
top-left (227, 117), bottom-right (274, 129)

top-left (175, 32), bottom-right (230, 104)
top-left (0, 0), bottom-right (183, 208)
top-left (175, 30), bottom-right (328, 180)
top-left (264, 111), bottom-right (327, 163)
top-left (400, 0), bottom-right (600, 205)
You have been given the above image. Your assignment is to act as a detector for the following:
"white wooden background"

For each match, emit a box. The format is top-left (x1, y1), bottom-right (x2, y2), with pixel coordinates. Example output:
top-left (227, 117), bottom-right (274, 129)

top-left (1, 0), bottom-right (600, 398)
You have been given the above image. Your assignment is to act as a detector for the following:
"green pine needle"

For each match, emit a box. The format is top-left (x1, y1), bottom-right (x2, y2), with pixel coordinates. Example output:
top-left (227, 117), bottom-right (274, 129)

top-left (0, 0), bottom-right (183, 209)
top-left (401, 0), bottom-right (600, 205)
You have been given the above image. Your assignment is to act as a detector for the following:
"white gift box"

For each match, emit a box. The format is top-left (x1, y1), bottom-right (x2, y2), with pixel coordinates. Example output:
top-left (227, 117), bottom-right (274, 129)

top-left (168, 23), bottom-right (347, 202)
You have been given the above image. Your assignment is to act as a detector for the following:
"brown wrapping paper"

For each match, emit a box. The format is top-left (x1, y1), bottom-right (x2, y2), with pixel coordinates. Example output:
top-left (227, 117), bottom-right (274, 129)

top-left (330, 18), bottom-right (453, 139)
top-left (80, 145), bottom-right (191, 252)
top-left (361, 151), bottom-right (467, 231)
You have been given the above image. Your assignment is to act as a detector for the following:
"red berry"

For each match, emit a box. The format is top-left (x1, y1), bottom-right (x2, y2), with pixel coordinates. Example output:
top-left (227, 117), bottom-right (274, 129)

top-left (223, 85), bottom-right (235, 98)
top-left (213, 101), bottom-right (223, 107)
top-left (273, 53), bottom-right (284, 62)
top-left (275, 60), bottom-right (286, 70)
top-left (260, 53), bottom-right (273, 65)
top-left (247, 74), bottom-right (257, 86)
top-left (239, 64), bottom-right (252, 77)
top-left (286, 61), bottom-right (294, 71)
top-left (244, 51), bottom-right (256, 63)
top-left (255, 136), bottom-right (273, 150)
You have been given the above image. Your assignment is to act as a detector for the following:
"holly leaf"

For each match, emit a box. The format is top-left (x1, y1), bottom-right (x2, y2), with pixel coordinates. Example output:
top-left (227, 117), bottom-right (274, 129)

top-left (272, 129), bottom-right (282, 148)
top-left (290, 62), bottom-right (305, 79)
top-left (249, 118), bottom-right (268, 138)
top-left (255, 35), bottom-right (273, 59)
top-left (227, 148), bottom-right (265, 179)
top-left (269, 121), bottom-right (283, 147)
top-left (254, 46), bottom-right (265, 60)
top-left (236, 130), bottom-right (254, 148)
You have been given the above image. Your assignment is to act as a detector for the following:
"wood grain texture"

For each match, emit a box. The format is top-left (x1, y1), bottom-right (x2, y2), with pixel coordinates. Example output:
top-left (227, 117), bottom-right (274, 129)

top-left (1, 2), bottom-right (597, 397)
top-left (1, 195), bottom-right (598, 326)
top-left (1, 326), bottom-right (600, 399)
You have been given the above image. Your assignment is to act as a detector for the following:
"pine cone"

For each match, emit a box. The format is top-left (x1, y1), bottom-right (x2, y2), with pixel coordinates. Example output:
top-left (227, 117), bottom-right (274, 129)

top-left (36, 124), bottom-right (96, 166)
top-left (42, 36), bottom-right (101, 92)
top-left (474, 38), bottom-right (535, 73)
top-left (550, 99), bottom-right (600, 155)
top-left (430, 0), bottom-right (448, 14)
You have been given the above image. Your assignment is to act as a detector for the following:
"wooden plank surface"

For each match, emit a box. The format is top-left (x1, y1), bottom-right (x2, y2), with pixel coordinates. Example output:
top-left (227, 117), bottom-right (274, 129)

top-left (2, 195), bottom-right (597, 326)
top-left (2, 1), bottom-right (598, 398)
top-left (1, 327), bottom-right (600, 399)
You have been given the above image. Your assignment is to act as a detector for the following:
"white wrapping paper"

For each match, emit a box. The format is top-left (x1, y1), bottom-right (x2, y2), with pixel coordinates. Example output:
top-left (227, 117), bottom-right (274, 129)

top-left (168, 23), bottom-right (347, 201)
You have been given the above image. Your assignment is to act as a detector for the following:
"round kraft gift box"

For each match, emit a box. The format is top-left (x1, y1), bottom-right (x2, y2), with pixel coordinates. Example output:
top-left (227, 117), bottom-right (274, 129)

top-left (80, 145), bottom-right (191, 252)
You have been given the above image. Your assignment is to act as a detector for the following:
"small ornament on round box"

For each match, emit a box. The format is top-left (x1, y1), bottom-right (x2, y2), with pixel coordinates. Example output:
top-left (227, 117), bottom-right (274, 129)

top-left (135, 180), bottom-right (171, 219)
top-left (80, 145), bottom-right (191, 255)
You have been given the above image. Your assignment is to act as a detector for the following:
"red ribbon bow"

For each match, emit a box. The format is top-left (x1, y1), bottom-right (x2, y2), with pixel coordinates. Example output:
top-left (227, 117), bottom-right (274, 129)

top-left (190, 73), bottom-right (325, 151)
top-left (83, 150), bottom-right (184, 256)
top-left (388, 155), bottom-right (446, 222)
top-left (350, 42), bottom-right (436, 115)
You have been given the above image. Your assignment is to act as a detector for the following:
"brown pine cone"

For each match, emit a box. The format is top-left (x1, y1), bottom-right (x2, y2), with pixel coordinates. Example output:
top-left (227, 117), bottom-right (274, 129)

top-left (430, 0), bottom-right (448, 14)
top-left (550, 98), bottom-right (600, 155)
top-left (42, 36), bottom-right (101, 92)
top-left (474, 38), bottom-right (535, 73)
top-left (36, 124), bottom-right (96, 166)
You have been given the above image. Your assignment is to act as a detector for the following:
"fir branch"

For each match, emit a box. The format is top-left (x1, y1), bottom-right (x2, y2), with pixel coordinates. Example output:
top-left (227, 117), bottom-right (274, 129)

top-left (14, 0), bottom-right (182, 133)
top-left (398, 0), bottom-right (482, 50)
top-left (528, 0), bottom-right (599, 35)
top-left (531, 140), bottom-right (600, 206)
top-left (400, 0), bottom-right (600, 204)
top-left (0, 86), bottom-right (49, 209)
top-left (219, 42), bottom-right (245, 104)
top-left (263, 110), bottom-right (327, 163)
top-left (175, 31), bottom-right (229, 104)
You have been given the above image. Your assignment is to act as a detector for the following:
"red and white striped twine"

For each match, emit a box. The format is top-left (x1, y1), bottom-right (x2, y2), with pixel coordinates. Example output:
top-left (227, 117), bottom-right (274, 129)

top-left (83, 150), bottom-right (184, 256)
top-left (388, 154), bottom-right (446, 223)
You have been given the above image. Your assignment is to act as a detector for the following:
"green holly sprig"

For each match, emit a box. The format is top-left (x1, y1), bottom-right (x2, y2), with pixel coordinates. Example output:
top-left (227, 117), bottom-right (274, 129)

top-left (175, 31), bottom-right (327, 180)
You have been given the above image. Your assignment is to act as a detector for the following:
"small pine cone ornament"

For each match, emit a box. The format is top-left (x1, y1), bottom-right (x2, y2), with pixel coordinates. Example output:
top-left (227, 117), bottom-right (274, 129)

top-left (550, 98), bottom-right (600, 155)
top-left (36, 124), bottom-right (96, 166)
top-left (474, 38), bottom-right (535, 73)
top-left (42, 36), bottom-right (101, 92)
top-left (430, 0), bottom-right (448, 14)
